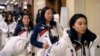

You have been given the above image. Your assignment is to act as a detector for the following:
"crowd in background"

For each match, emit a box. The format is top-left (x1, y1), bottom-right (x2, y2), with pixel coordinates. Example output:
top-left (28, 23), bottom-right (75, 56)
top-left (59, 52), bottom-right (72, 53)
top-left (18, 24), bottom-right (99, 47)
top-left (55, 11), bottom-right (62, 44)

top-left (0, 6), bottom-right (99, 56)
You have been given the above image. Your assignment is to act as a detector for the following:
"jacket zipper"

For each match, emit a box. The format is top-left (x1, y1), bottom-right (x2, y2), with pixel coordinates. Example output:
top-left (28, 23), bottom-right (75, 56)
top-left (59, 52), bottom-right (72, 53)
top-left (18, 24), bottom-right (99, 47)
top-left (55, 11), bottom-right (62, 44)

top-left (74, 40), bottom-right (83, 56)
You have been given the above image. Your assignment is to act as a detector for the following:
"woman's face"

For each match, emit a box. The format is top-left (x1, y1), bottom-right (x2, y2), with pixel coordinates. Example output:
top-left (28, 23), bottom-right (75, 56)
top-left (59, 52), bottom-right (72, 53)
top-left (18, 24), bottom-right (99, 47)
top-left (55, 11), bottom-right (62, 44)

top-left (44, 9), bottom-right (53, 22)
top-left (72, 17), bottom-right (87, 35)
top-left (7, 15), bottom-right (12, 20)
top-left (22, 15), bottom-right (30, 26)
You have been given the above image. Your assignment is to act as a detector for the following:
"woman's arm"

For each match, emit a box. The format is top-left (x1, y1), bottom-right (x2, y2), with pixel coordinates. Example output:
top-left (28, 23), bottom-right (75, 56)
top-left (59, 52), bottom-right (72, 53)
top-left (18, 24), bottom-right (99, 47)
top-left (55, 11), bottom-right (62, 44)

top-left (30, 24), bottom-right (43, 48)
top-left (13, 25), bottom-right (21, 36)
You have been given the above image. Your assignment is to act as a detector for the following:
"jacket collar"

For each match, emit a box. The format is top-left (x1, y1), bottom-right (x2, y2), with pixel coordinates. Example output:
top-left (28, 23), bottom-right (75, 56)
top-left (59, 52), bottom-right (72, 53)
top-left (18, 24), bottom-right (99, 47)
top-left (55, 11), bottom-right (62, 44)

top-left (39, 22), bottom-right (53, 29)
top-left (67, 29), bottom-right (96, 45)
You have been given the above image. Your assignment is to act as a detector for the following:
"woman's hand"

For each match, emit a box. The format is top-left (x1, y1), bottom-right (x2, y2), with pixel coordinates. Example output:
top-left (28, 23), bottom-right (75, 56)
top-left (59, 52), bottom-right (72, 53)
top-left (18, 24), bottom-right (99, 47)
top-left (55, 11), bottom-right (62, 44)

top-left (43, 42), bottom-right (49, 49)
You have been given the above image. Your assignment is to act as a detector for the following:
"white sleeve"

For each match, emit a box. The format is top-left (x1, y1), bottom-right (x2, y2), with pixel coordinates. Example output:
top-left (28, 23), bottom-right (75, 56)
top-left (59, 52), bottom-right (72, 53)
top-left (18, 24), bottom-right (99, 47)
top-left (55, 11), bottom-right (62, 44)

top-left (90, 36), bottom-right (100, 56)
top-left (9, 22), bottom-right (17, 33)
top-left (1, 22), bottom-right (8, 33)
top-left (56, 23), bottom-right (63, 38)
top-left (45, 30), bottom-right (73, 56)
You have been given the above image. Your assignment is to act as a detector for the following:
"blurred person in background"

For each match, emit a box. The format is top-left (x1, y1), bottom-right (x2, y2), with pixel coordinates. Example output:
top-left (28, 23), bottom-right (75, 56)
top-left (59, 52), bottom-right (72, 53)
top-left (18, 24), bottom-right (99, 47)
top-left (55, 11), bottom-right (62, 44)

top-left (13, 14), bottom-right (34, 56)
top-left (0, 11), bottom-right (16, 46)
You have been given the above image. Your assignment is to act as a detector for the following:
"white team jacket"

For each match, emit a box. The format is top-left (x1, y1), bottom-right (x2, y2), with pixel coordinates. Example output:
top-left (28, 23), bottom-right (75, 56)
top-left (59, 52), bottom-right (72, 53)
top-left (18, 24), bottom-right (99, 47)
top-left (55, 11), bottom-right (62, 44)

top-left (0, 36), bottom-right (28, 56)
top-left (0, 20), bottom-right (16, 46)
top-left (17, 30), bottom-right (33, 56)
top-left (45, 29), bottom-right (100, 56)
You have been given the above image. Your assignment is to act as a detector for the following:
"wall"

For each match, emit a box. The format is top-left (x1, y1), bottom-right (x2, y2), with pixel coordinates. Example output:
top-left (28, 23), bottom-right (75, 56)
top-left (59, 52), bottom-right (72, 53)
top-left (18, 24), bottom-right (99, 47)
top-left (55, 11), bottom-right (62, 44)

top-left (66, 0), bottom-right (75, 19)
top-left (74, 0), bottom-right (85, 14)
top-left (85, 0), bottom-right (100, 35)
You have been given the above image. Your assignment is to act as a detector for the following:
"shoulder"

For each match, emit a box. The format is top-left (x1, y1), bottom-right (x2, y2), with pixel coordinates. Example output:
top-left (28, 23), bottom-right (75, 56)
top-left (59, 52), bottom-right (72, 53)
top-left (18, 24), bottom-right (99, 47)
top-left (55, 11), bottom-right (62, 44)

top-left (15, 24), bottom-right (23, 30)
top-left (59, 29), bottom-right (72, 45)
top-left (85, 29), bottom-right (97, 41)
top-left (9, 21), bottom-right (17, 25)
top-left (59, 29), bottom-right (70, 39)
top-left (34, 22), bottom-right (44, 30)
top-left (12, 21), bottom-right (17, 24)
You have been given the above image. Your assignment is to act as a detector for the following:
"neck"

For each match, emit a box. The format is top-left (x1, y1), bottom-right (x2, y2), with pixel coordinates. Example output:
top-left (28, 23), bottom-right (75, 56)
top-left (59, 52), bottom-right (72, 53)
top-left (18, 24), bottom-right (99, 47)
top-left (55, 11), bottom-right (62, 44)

top-left (46, 21), bottom-right (50, 24)
top-left (46, 21), bottom-right (50, 26)
top-left (78, 33), bottom-right (82, 40)
top-left (7, 21), bottom-right (11, 24)
top-left (24, 25), bottom-right (28, 28)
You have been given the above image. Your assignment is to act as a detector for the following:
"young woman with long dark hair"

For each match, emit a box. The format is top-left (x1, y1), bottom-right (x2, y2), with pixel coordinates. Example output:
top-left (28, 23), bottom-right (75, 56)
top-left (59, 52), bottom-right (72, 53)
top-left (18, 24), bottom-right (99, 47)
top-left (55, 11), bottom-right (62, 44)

top-left (13, 14), bottom-right (34, 56)
top-left (1, 12), bottom-right (16, 46)
top-left (30, 7), bottom-right (63, 56)
top-left (45, 14), bottom-right (99, 56)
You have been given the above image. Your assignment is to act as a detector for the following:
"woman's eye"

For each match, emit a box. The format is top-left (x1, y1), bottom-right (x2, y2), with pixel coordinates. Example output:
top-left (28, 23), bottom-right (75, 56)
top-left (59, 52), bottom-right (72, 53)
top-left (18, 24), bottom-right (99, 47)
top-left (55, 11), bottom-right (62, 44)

top-left (78, 22), bottom-right (82, 25)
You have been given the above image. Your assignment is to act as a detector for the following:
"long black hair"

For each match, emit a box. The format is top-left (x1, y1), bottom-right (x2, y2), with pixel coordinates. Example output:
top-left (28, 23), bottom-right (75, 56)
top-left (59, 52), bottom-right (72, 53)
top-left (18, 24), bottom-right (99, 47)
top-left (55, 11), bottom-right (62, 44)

top-left (41, 7), bottom-right (56, 27)
top-left (68, 13), bottom-right (96, 44)
top-left (36, 9), bottom-right (42, 24)
top-left (4, 12), bottom-right (14, 25)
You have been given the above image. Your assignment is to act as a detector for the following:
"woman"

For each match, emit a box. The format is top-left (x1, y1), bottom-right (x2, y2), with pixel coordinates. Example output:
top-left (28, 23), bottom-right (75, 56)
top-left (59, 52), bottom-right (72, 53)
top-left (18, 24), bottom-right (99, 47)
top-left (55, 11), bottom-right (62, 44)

top-left (13, 14), bottom-right (33, 36)
top-left (13, 14), bottom-right (34, 56)
top-left (46, 14), bottom-right (99, 56)
top-left (0, 12), bottom-right (16, 46)
top-left (30, 7), bottom-right (63, 56)
top-left (66, 14), bottom-right (97, 56)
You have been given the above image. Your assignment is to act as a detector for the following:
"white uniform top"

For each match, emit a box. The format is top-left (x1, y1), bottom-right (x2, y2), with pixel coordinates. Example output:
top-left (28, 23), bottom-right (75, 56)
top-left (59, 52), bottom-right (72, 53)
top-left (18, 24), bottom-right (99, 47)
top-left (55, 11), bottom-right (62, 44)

top-left (0, 20), bottom-right (17, 46)
top-left (45, 29), bottom-right (100, 56)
